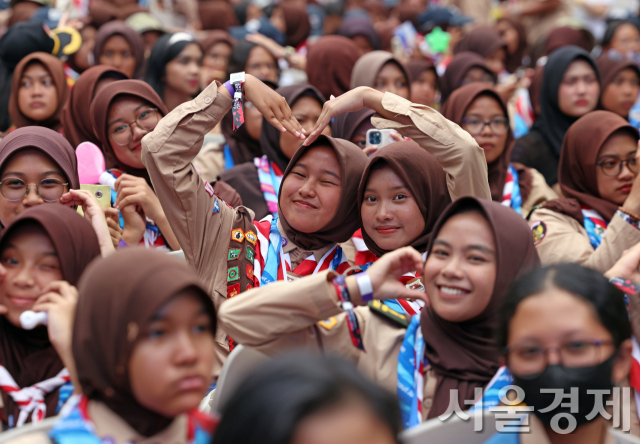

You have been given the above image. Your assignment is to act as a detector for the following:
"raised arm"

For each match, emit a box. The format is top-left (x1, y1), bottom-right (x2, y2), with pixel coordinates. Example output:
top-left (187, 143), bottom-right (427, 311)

top-left (305, 87), bottom-right (491, 201)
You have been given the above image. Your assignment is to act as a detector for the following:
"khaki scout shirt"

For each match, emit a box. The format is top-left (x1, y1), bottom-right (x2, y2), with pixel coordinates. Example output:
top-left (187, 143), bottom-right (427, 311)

top-left (529, 208), bottom-right (640, 273)
top-left (522, 168), bottom-right (558, 217)
top-left (219, 270), bottom-right (441, 421)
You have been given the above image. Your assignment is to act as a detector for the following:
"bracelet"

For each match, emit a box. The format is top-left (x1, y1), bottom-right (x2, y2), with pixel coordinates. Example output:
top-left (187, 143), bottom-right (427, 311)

top-left (616, 209), bottom-right (640, 231)
top-left (619, 207), bottom-right (640, 221)
top-left (332, 275), bottom-right (365, 351)
top-left (355, 272), bottom-right (374, 302)
top-left (223, 80), bottom-right (234, 97)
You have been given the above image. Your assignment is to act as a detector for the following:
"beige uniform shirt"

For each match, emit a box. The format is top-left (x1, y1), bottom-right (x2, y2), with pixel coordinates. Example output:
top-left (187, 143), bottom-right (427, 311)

top-left (529, 208), bottom-right (640, 273)
top-left (522, 168), bottom-right (558, 216)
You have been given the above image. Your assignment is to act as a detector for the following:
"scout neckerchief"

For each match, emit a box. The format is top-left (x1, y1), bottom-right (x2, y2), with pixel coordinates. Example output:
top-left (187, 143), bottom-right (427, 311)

top-left (501, 164), bottom-right (522, 215)
top-left (49, 395), bottom-right (216, 444)
top-left (581, 205), bottom-right (608, 249)
top-left (223, 143), bottom-right (235, 170)
top-left (352, 229), bottom-right (379, 266)
top-left (254, 215), bottom-right (350, 285)
top-left (470, 366), bottom-right (513, 411)
top-left (254, 155), bottom-right (284, 217)
top-left (397, 315), bottom-right (425, 429)
top-left (0, 366), bottom-right (70, 428)
top-left (106, 170), bottom-right (167, 249)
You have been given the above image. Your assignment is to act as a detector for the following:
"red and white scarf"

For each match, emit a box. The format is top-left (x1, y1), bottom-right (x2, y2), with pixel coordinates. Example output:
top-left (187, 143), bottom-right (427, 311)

top-left (352, 229), bottom-right (379, 266)
top-left (0, 366), bottom-right (70, 427)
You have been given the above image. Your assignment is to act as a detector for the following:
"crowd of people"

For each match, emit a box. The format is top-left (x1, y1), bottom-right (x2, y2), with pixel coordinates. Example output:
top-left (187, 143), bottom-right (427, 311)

top-left (2, 0), bottom-right (640, 443)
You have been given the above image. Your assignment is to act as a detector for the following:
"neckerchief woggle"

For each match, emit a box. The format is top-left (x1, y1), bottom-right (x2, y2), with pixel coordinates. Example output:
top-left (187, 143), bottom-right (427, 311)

top-left (254, 155), bottom-right (283, 217)
top-left (501, 164), bottom-right (522, 215)
top-left (581, 205), bottom-right (608, 249)
top-left (261, 216), bottom-right (344, 286)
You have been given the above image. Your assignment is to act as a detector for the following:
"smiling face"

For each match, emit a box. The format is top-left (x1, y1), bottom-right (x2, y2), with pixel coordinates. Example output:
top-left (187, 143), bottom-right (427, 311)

top-left (461, 94), bottom-right (509, 164)
top-left (557, 60), bottom-right (600, 117)
top-left (164, 43), bottom-right (202, 97)
top-left (99, 34), bottom-right (137, 78)
top-left (279, 146), bottom-right (342, 233)
top-left (423, 211), bottom-right (497, 322)
top-left (107, 95), bottom-right (159, 169)
top-left (595, 130), bottom-right (637, 205)
top-left (361, 165), bottom-right (425, 251)
top-left (18, 61), bottom-right (58, 123)
top-left (0, 149), bottom-right (69, 227)
top-left (0, 224), bottom-right (61, 327)
top-left (128, 289), bottom-right (215, 417)
top-left (280, 96), bottom-right (330, 160)
top-left (601, 68), bottom-right (640, 118)
top-left (373, 62), bottom-right (409, 99)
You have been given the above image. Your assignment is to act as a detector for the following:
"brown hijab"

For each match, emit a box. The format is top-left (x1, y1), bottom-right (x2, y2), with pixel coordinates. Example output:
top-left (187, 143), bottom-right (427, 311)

top-left (281, 4), bottom-right (311, 48)
top-left (453, 26), bottom-right (506, 59)
top-left (0, 205), bottom-right (100, 426)
top-left (92, 21), bottom-right (146, 79)
top-left (350, 50), bottom-right (411, 95)
top-left (200, 30), bottom-right (236, 54)
top-left (441, 84), bottom-right (532, 204)
top-left (278, 136), bottom-right (368, 250)
top-left (306, 36), bottom-right (361, 99)
top-left (545, 26), bottom-right (593, 56)
top-left (9, 52), bottom-right (69, 131)
top-left (497, 17), bottom-right (528, 73)
top-left (405, 58), bottom-right (437, 85)
top-left (440, 52), bottom-right (496, 104)
top-left (61, 66), bottom-right (129, 148)
top-left (421, 196), bottom-right (540, 419)
top-left (357, 141), bottom-right (450, 257)
top-left (90, 79), bottom-right (168, 183)
top-left (198, 2), bottom-right (239, 30)
top-left (554, 111), bottom-right (638, 223)
top-left (597, 54), bottom-right (640, 106)
top-left (331, 108), bottom-right (375, 142)
top-left (73, 248), bottom-right (216, 437)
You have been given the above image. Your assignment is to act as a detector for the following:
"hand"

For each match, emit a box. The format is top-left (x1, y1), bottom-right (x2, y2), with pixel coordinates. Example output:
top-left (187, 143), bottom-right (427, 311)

top-left (305, 87), bottom-right (383, 146)
top-left (623, 145), bottom-right (640, 213)
top-left (32, 281), bottom-right (78, 358)
top-left (60, 189), bottom-right (115, 256)
top-left (104, 207), bottom-right (123, 249)
top-left (605, 242), bottom-right (640, 283)
top-left (114, 174), bottom-right (163, 222)
top-left (363, 145), bottom-right (379, 156)
top-left (120, 203), bottom-right (146, 246)
top-left (245, 33), bottom-right (286, 59)
top-left (243, 74), bottom-right (305, 139)
top-left (364, 247), bottom-right (428, 304)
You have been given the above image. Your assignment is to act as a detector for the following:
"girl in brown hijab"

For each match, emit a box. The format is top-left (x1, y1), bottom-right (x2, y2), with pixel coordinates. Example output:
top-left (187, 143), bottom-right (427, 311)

top-left (441, 84), bottom-right (556, 216)
top-left (220, 83), bottom-right (329, 220)
top-left (200, 31), bottom-right (236, 87)
top-left (350, 51), bottom-right (411, 100)
top-left (218, 196), bottom-right (540, 426)
top-left (440, 51), bottom-right (496, 104)
top-left (453, 26), bottom-right (507, 76)
top-left (0, 204), bottom-right (101, 429)
top-left (93, 21), bottom-right (146, 79)
top-left (597, 54), bottom-right (640, 120)
top-left (405, 59), bottom-right (438, 107)
top-left (496, 17), bottom-right (528, 73)
top-left (198, 1), bottom-right (238, 31)
top-left (19, 248), bottom-right (218, 442)
top-left (8, 52), bottom-right (69, 132)
top-left (279, 4), bottom-right (311, 49)
top-left (529, 111), bottom-right (640, 273)
top-left (60, 65), bottom-right (128, 148)
top-left (306, 35), bottom-right (361, 99)
top-left (331, 108), bottom-right (376, 149)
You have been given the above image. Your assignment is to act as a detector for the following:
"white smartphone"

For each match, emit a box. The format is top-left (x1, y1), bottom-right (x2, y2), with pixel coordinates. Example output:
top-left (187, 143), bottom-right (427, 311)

top-left (366, 129), bottom-right (396, 149)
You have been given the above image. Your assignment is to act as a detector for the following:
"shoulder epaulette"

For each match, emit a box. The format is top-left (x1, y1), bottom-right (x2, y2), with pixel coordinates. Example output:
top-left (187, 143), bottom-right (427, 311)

top-left (368, 300), bottom-right (409, 328)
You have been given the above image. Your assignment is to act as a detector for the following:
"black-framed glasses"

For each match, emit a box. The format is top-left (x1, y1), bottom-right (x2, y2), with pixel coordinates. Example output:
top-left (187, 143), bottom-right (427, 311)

top-left (461, 116), bottom-right (509, 136)
top-left (504, 339), bottom-right (614, 377)
top-left (109, 108), bottom-right (159, 146)
top-left (596, 156), bottom-right (638, 177)
top-left (0, 177), bottom-right (68, 202)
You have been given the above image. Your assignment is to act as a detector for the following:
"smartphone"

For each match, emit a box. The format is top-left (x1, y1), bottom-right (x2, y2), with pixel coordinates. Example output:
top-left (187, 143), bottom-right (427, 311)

top-left (77, 184), bottom-right (111, 217)
top-left (366, 129), bottom-right (396, 149)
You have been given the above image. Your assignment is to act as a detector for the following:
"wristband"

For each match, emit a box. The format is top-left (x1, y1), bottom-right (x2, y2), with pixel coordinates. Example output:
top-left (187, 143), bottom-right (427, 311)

top-left (118, 239), bottom-right (129, 248)
top-left (609, 277), bottom-right (640, 296)
top-left (229, 72), bottom-right (246, 131)
top-left (223, 80), bottom-right (234, 97)
top-left (355, 272), bottom-right (374, 302)
top-left (332, 275), bottom-right (365, 351)
top-left (616, 209), bottom-right (640, 231)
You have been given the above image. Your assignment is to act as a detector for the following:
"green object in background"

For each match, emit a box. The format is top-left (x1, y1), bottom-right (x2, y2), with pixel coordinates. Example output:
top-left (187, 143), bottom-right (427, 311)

top-left (425, 27), bottom-right (450, 54)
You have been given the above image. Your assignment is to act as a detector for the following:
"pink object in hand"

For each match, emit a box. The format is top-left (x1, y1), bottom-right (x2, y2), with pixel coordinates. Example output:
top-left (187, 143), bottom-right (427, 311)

top-left (76, 142), bottom-right (106, 184)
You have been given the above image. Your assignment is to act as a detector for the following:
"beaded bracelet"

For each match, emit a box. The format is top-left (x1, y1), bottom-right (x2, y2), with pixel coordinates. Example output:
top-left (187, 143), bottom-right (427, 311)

top-left (332, 275), bottom-right (365, 351)
top-left (616, 209), bottom-right (640, 231)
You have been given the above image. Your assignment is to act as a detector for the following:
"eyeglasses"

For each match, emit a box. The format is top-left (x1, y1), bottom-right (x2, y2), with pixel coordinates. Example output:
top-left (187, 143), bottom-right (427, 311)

top-left (504, 339), bottom-right (614, 377)
top-left (596, 156), bottom-right (638, 177)
top-left (461, 116), bottom-right (509, 136)
top-left (0, 177), bottom-right (68, 202)
top-left (109, 108), bottom-right (159, 146)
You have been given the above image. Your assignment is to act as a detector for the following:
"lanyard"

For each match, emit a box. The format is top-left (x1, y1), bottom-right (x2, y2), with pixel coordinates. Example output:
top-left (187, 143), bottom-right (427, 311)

top-left (397, 314), bottom-right (425, 429)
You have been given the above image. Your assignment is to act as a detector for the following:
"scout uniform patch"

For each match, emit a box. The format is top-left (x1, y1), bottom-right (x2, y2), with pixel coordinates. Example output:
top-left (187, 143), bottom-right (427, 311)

top-left (318, 317), bottom-right (338, 330)
top-left (227, 248), bottom-right (241, 261)
top-left (530, 220), bottom-right (546, 246)
top-left (246, 245), bottom-right (255, 262)
top-left (212, 199), bottom-right (220, 214)
top-left (245, 230), bottom-right (257, 245)
top-left (204, 181), bottom-right (214, 197)
top-left (406, 276), bottom-right (425, 292)
top-left (231, 228), bottom-right (244, 243)
top-left (368, 300), bottom-right (409, 327)
top-left (227, 266), bottom-right (240, 282)
top-left (246, 264), bottom-right (254, 280)
top-left (246, 284), bottom-right (254, 291)
top-left (227, 283), bottom-right (240, 297)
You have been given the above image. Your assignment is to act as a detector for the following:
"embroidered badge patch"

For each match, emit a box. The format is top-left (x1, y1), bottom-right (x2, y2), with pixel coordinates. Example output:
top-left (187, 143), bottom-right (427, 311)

top-left (227, 266), bottom-right (240, 282)
top-left (228, 248), bottom-right (241, 261)
top-left (204, 181), bottom-right (214, 197)
top-left (231, 228), bottom-right (245, 243)
top-left (318, 317), bottom-right (338, 330)
top-left (227, 283), bottom-right (240, 298)
top-left (246, 245), bottom-right (255, 262)
top-left (246, 284), bottom-right (254, 291)
top-left (212, 199), bottom-right (220, 214)
top-left (245, 230), bottom-right (257, 245)
top-left (246, 264), bottom-right (254, 279)
top-left (530, 220), bottom-right (547, 246)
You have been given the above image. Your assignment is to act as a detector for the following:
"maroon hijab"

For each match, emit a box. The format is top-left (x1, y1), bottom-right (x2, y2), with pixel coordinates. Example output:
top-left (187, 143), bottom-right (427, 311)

top-left (306, 36), bottom-right (360, 99)
top-left (454, 26), bottom-right (506, 59)
top-left (596, 54), bottom-right (640, 110)
top-left (92, 21), bottom-right (146, 79)
top-left (440, 52), bottom-right (496, 104)
top-left (421, 197), bottom-right (540, 419)
top-left (281, 4), bottom-right (311, 48)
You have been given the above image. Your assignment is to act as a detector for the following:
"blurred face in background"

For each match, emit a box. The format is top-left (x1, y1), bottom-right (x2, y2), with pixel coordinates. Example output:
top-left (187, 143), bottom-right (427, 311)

top-left (245, 46), bottom-right (278, 83)
top-left (99, 34), bottom-right (137, 78)
top-left (18, 62), bottom-right (58, 123)
top-left (200, 42), bottom-right (233, 88)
